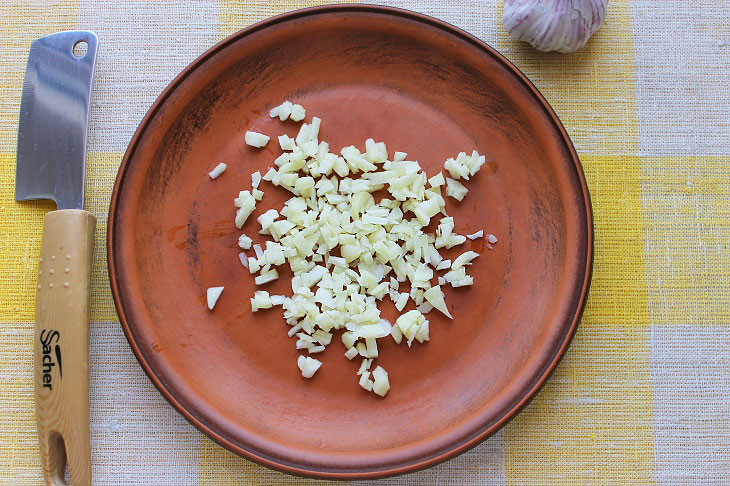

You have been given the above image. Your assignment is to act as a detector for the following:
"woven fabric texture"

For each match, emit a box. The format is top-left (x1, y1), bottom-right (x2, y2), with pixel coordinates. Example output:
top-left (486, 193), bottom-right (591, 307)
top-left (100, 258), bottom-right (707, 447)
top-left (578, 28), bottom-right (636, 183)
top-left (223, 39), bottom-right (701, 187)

top-left (1, 1), bottom-right (728, 484)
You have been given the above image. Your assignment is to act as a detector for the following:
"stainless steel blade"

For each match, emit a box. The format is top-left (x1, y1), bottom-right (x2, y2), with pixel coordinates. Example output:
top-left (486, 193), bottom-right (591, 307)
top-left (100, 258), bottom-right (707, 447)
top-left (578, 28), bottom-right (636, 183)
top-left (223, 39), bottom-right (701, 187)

top-left (15, 31), bottom-right (98, 210)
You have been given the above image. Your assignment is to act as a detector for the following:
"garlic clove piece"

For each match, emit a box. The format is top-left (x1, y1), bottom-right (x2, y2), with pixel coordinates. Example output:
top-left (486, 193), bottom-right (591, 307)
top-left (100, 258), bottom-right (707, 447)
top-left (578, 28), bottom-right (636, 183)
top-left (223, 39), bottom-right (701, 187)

top-left (502, 0), bottom-right (607, 53)
top-left (206, 286), bottom-right (224, 310)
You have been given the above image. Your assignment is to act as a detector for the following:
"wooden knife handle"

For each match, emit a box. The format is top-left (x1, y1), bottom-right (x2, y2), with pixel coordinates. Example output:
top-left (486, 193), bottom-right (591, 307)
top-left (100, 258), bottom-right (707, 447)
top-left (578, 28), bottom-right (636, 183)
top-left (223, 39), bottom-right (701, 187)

top-left (35, 209), bottom-right (95, 486)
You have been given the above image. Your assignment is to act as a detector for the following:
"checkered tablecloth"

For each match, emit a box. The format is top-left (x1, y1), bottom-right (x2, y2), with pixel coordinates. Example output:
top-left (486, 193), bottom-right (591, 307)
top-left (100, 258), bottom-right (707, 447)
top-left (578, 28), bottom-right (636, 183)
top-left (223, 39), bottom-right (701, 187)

top-left (1, 1), bottom-right (729, 484)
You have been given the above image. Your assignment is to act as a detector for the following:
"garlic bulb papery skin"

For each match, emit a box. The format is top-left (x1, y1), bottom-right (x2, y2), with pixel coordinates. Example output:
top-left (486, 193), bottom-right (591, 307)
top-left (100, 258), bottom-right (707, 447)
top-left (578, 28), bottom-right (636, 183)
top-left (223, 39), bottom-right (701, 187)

top-left (503, 0), bottom-right (607, 53)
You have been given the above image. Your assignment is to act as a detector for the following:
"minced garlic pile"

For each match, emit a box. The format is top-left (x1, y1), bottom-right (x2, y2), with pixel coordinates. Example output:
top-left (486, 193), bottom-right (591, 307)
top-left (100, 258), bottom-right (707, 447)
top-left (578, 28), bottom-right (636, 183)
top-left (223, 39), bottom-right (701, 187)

top-left (209, 101), bottom-right (496, 397)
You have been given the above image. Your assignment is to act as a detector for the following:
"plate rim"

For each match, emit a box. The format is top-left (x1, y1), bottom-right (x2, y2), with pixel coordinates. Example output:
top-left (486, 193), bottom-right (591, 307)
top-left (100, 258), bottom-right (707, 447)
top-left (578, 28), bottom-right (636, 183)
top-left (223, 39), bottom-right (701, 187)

top-left (108, 3), bottom-right (594, 479)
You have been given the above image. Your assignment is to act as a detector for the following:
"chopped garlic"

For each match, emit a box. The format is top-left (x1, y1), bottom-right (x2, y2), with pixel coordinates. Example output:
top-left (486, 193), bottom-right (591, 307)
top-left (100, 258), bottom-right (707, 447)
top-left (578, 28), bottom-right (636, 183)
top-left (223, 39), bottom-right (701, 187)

top-left (423, 285), bottom-right (452, 318)
top-left (247, 257), bottom-right (260, 274)
top-left (238, 234), bottom-right (252, 249)
top-left (245, 131), bottom-right (270, 148)
top-left (365, 337), bottom-right (378, 358)
top-left (251, 171), bottom-right (262, 189)
top-left (297, 355), bottom-right (322, 378)
top-left (342, 331), bottom-right (357, 349)
top-left (231, 108), bottom-right (491, 396)
top-left (415, 320), bottom-right (430, 343)
top-left (390, 323), bottom-right (403, 344)
top-left (269, 100), bottom-right (293, 121)
top-left (278, 134), bottom-right (296, 151)
top-left (487, 233), bottom-right (498, 244)
top-left (452, 251), bottom-right (479, 270)
top-left (417, 302), bottom-right (434, 314)
top-left (444, 266), bottom-right (474, 288)
top-left (234, 190), bottom-right (256, 228)
top-left (257, 209), bottom-right (279, 235)
top-left (209, 162), bottom-right (227, 179)
top-left (270, 295), bottom-right (286, 306)
top-left (396, 310), bottom-right (428, 347)
top-left (313, 329), bottom-right (332, 345)
top-left (253, 244), bottom-right (264, 259)
top-left (395, 292), bottom-right (409, 311)
top-left (206, 287), bottom-right (224, 310)
top-left (414, 197), bottom-right (442, 226)
top-left (255, 269), bottom-right (279, 285)
top-left (443, 150), bottom-right (486, 180)
top-left (435, 259), bottom-right (451, 271)
top-left (252, 290), bottom-right (273, 309)
top-left (357, 358), bottom-right (372, 375)
top-left (428, 172), bottom-right (445, 187)
top-left (290, 104), bottom-right (306, 122)
top-left (445, 177), bottom-right (468, 201)
top-left (359, 371), bottom-right (373, 391)
top-left (371, 365), bottom-right (390, 397)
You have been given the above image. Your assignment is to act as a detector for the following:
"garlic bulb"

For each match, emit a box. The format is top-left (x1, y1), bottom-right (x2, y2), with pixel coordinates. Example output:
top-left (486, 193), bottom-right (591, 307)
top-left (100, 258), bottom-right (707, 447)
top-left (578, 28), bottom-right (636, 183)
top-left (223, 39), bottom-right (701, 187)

top-left (503, 0), bottom-right (607, 53)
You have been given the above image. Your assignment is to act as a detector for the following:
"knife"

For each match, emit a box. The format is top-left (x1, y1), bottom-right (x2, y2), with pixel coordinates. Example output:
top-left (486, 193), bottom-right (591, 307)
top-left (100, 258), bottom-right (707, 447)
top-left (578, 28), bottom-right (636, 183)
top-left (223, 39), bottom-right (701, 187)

top-left (15, 31), bottom-right (98, 486)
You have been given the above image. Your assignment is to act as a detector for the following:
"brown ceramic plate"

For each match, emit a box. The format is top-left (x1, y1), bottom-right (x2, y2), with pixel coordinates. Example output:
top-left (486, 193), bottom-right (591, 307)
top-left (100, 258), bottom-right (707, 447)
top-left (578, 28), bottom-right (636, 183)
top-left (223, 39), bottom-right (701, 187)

top-left (109, 4), bottom-right (592, 480)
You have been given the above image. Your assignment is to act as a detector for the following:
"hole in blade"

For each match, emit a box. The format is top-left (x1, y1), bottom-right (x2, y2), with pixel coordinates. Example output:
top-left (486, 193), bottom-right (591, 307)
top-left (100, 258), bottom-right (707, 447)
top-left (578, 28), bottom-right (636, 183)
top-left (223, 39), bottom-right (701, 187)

top-left (73, 40), bottom-right (88, 58)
